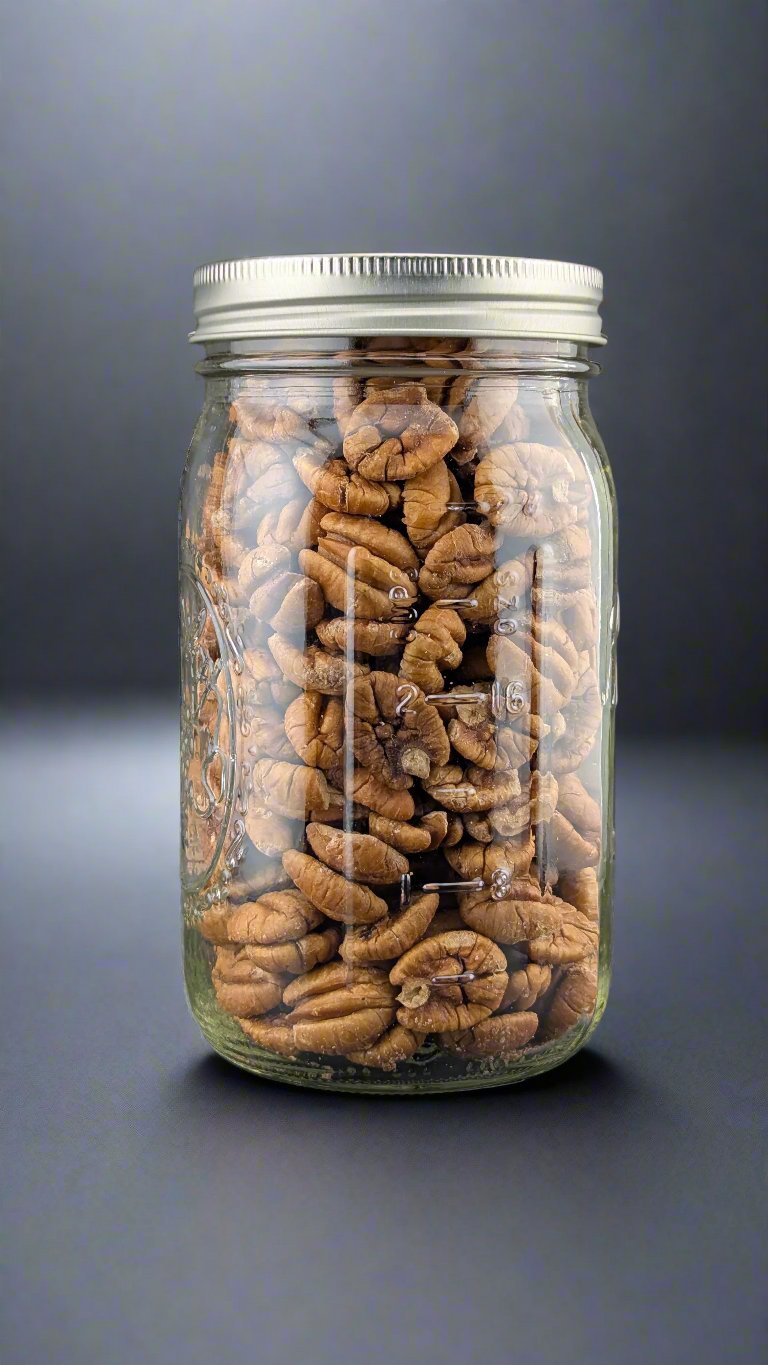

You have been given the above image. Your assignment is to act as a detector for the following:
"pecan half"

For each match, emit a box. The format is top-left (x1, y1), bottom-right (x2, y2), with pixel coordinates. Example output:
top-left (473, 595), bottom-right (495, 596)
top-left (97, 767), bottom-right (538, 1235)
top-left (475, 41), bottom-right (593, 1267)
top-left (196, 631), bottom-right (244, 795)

top-left (550, 664), bottom-right (601, 774)
top-left (390, 929), bottom-right (508, 1032)
top-left (293, 449), bottom-right (400, 516)
top-left (418, 523), bottom-right (500, 600)
top-left (251, 758), bottom-right (339, 820)
top-left (299, 546), bottom-right (416, 621)
top-left (284, 693), bottom-right (344, 769)
top-left (282, 850), bottom-right (389, 924)
top-left (444, 833), bottom-right (535, 883)
top-left (352, 672), bottom-right (450, 787)
top-left (400, 607), bottom-right (466, 693)
top-left (315, 617), bottom-right (410, 657)
top-left (238, 928), bottom-right (341, 975)
top-left (460, 882), bottom-right (597, 963)
top-left (237, 1013), bottom-right (299, 1057)
top-left (448, 377), bottom-right (522, 463)
top-left (244, 804), bottom-right (296, 858)
top-left (268, 634), bottom-right (369, 695)
top-left (475, 442), bottom-right (585, 537)
top-left (248, 571), bottom-right (325, 636)
top-left (500, 963), bottom-right (553, 1011)
top-left (423, 762), bottom-right (521, 812)
top-left (283, 963), bottom-right (396, 1055)
top-left (558, 868), bottom-right (599, 922)
top-left (537, 958), bottom-right (598, 1041)
top-left (199, 888), bottom-right (322, 945)
top-left (403, 460), bottom-right (465, 557)
top-left (346, 1024), bottom-right (427, 1070)
top-left (339, 893), bottom-right (439, 965)
top-left (440, 1011), bottom-right (538, 1057)
top-left (211, 946), bottom-right (285, 1017)
top-left (343, 383), bottom-right (458, 480)
top-left (368, 810), bottom-right (450, 854)
top-left (319, 511), bottom-right (420, 575)
top-left (306, 823), bottom-right (409, 884)
top-left (551, 774), bottom-right (601, 870)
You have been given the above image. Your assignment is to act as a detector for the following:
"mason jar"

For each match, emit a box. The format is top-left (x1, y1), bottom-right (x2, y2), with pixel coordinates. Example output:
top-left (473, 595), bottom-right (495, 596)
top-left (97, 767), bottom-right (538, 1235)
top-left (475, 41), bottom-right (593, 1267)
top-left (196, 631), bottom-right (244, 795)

top-left (180, 254), bottom-right (617, 1093)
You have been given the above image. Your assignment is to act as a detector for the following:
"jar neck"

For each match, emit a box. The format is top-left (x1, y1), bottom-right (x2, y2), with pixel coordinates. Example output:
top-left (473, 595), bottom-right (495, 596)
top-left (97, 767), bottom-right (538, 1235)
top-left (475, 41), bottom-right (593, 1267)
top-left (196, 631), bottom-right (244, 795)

top-left (195, 335), bottom-right (600, 380)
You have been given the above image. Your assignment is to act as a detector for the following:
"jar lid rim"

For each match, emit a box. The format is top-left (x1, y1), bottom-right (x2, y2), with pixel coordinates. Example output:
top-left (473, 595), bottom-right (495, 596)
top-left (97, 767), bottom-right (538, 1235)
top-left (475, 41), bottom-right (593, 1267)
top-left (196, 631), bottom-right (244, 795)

top-left (190, 253), bottom-right (606, 345)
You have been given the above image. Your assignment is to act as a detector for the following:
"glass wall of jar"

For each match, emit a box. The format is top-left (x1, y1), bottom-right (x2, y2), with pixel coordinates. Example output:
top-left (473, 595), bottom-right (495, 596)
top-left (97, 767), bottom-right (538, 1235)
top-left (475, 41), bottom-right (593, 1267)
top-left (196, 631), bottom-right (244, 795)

top-left (180, 261), bottom-right (616, 1092)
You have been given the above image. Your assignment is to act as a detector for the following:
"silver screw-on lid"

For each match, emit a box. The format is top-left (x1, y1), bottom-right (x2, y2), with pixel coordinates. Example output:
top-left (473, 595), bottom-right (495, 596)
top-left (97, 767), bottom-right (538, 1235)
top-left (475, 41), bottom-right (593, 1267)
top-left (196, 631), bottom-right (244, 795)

top-left (190, 253), bottom-right (605, 344)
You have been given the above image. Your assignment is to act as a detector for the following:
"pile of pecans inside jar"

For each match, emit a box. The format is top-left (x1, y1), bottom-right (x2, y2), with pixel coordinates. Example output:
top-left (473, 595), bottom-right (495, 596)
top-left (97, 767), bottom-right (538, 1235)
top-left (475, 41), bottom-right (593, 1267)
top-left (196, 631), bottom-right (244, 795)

top-left (185, 351), bottom-right (604, 1075)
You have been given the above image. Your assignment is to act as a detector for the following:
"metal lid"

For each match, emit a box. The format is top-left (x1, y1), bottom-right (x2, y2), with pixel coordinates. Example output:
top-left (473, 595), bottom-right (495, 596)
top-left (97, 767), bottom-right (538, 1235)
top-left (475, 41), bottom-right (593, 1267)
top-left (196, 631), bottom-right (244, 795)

top-left (190, 253), bottom-right (605, 345)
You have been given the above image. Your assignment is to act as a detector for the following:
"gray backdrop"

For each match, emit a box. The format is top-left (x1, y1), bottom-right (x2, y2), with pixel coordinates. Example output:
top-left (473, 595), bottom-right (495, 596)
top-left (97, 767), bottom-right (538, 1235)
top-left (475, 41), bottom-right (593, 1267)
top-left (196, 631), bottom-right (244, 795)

top-left (4, 0), bottom-right (766, 734)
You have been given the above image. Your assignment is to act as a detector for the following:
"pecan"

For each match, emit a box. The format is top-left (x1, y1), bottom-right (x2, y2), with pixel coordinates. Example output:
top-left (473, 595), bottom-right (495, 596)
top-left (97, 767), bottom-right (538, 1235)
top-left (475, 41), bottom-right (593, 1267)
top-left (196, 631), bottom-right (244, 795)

top-left (251, 758), bottom-right (339, 820)
top-left (227, 857), bottom-right (291, 900)
top-left (283, 849), bottom-right (388, 924)
top-left (447, 714), bottom-right (525, 772)
top-left (351, 672), bottom-right (450, 787)
top-left (460, 882), bottom-right (598, 963)
top-left (558, 868), bottom-right (599, 922)
top-left (199, 889), bottom-right (323, 946)
top-left (299, 547), bottom-right (416, 621)
top-left (319, 512), bottom-right (420, 575)
top-left (344, 769), bottom-right (416, 821)
top-left (368, 810), bottom-right (450, 854)
top-left (423, 762), bottom-right (521, 812)
top-left (237, 928), bottom-right (341, 975)
top-left (440, 1011), bottom-right (538, 1057)
top-left (475, 442), bottom-right (585, 537)
top-left (306, 823), bottom-right (409, 884)
top-left (534, 525), bottom-right (593, 591)
top-left (339, 893), bottom-right (439, 965)
top-left (346, 1024), bottom-right (427, 1070)
top-left (486, 772), bottom-right (559, 839)
top-left (459, 555), bottom-right (532, 628)
top-left (403, 460), bottom-right (465, 557)
top-left (390, 930), bottom-right (508, 1032)
top-left (284, 692), bottom-right (344, 769)
top-left (230, 394), bottom-right (316, 444)
top-left (444, 833), bottom-right (535, 883)
top-left (418, 523), bottom-right (500, 600)
top-left (551, 774), bottom-right (601, 870)
top-left (293, 449), bottom-right (400, 516)
top-left (400, 607), bottom-right (466, 693)
top-left (500, 963), bottom-right (552, 1011)
top-left (537, 958), bottom-right (598, 1042)
top-left (244, 804), bottom-right (296, 858)
top-left (211, 946), bottom-right (285, 1017)
top-left (486, 617), bottom-right (579, 716)
top-left (256, 495), bottom-right (325, 554)
top-left (238, 1013), bottom-right (299, 1057)
top-left (237, 543), bottom-right (291, 599)
top-left (248, 571), bottom-right (325, 636)
top-left (448, 376), bottom-right (523, 463)
top-left (284, 963), bottom-right (396, 1055)
top-left (268, 633), bottom-right (369, 695)
top-left (239, 705), bottom-right (295, 762)
top-left (550, 664), bottom-right (601, 774)
top-left (343, 382), bottom-right (458, 480)
top-left (316, 617), bottom-right (410, 657)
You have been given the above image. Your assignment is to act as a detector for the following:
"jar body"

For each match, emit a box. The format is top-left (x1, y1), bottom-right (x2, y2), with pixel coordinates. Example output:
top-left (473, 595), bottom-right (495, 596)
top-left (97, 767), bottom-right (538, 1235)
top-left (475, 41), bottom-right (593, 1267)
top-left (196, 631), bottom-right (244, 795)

top-left (179, 339), bottom-right (617, 1092)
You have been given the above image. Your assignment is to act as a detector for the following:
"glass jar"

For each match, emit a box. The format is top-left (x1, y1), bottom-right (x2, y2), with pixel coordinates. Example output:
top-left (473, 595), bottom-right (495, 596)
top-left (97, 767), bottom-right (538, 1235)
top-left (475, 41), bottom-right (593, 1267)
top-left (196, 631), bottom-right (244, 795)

top-left (180, 254), bottom-right (617, 1093)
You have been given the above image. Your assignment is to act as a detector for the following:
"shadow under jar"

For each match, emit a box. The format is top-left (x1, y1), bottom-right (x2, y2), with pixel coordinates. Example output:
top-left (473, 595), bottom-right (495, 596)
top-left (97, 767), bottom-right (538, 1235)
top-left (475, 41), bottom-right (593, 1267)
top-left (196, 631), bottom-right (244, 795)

top-left (180, 254), bottom-right (617, 1093)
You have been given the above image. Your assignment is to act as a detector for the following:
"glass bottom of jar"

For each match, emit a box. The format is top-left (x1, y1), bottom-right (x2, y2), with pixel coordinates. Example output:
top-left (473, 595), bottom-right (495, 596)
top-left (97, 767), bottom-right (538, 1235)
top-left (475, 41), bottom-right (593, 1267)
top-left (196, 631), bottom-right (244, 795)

top-left (185, 939), bottom-right (607, 1095)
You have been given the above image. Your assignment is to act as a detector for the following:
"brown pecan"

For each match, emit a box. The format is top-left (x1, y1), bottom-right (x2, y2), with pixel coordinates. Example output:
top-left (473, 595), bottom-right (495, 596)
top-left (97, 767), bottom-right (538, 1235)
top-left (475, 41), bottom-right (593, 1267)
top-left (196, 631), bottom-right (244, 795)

top-left (390, 929), bottom-right (508, 1032)
top-left (306, 823), bottom-right (409, 885)
top-left (460, 882), bottom-right (597, 963)
top-left (211, 946), bottom-right (285, 1017)
top-left (402, 459), bottom-right (465, 557)
top-left (251, 758), bottom-right (339, 821)
top-left (237, 543), bottom-right (291, 599)
top-left (423, 762), bottom-right (521, 812)
top-left (343, 383), bottom-right (458, 481)
top-left (558, 868), bottom-right (599, 922)
top-left (368, 810), bottom-right (450, 854)
top-left (346, 1023), bottom-right (427, 1070)
top-left (244, 804), bottom-right (296, 858)
top-left (319, 511), bottom-right (420, 575)
top-left (486, 772), bottom-right (559, 839)
top-left (237, 928), bottom-right (341, 975)
top-left (448, 377), bottom-right (523, 463)
top-left (500, 963), bottom-right (552, 1011)
top-left (268, 634), bottom-right (369, 695)
top-left (238, 1013), bottom-right (299, 1057)
top-left (475, 442), bottom-right (585, 537)
top-left (293, 449), bottom-right (400, 516)
top-left (238, 705), bottom-right (295, 762)
top-left (227, 857), bottom-right (291, 901)
top-left (534, 524), bottom-right (593, 591)
top-left (550, 663), bottom-right (601, 774)
top-left (255, 495), bottom-right (325, 554)
top-left (199, 889), bottom-right (323, 946)
top-left (284, 693), bottom-right (344, 769)
top-left (316, 618), bottom-right (410, 657)
top-left (418, 523), bottom-right (500, 600)
top-left (230, 394), bottom-right (316, 444)
top-left (339, 893), bottom-right (439, 965)
top-left (344, 769), bottom-right (416, 821)
top-left (537, 958), bottom-right (598, 1041)
top-left (459, 555), bottom-right (532, 628)
top-left (299, 547), bottom-right (416, 621)
top-left (440, 1011), bottom-right (538, 1057)
top-left (486, 617), bottom-right (579, 716)
top-left (248, 571), bottom-right (325, 636)
top-left (400, 607), bottom-right (466, 693)
top-left (284, 963), bottom-right (396, 1055)
top-left (551, 773), bottom-right (601, 870)
top-left (444, 833), bottom-right (535, 883)
top-left (282, 850), bottom-right (388, 924)
top-left (351, 672), bottom-right (450, 787)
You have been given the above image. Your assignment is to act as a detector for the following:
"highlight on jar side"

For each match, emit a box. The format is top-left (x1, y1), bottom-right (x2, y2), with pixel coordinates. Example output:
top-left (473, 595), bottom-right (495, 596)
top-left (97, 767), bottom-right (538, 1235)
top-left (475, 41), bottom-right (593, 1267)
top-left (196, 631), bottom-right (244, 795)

top-left (181, 349), bottom-right (614, 1090)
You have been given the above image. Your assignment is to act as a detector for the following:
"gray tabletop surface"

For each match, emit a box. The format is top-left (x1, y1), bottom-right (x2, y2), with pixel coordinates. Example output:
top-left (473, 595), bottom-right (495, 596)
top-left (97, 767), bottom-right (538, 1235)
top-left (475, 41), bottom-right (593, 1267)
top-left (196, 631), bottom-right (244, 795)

top-left (2, 708), bottom-right (766, 1365)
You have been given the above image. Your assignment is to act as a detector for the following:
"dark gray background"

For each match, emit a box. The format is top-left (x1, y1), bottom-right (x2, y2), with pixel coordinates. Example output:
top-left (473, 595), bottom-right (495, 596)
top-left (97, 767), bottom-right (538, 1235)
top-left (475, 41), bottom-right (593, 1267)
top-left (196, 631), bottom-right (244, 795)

top-left (3, 0), bottom-right (766, 734)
